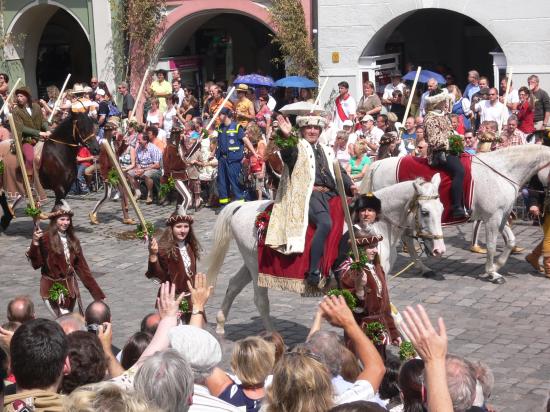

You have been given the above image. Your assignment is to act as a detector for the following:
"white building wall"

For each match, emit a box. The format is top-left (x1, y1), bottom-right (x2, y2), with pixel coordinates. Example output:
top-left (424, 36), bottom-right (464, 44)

top-left (317, 0), bottom-right (550, 104)
top-left (91, 0), bottom-right (115, 91)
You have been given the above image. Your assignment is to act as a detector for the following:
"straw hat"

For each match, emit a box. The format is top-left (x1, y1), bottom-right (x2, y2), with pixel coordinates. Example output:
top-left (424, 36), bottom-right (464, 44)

top-left (236, 83), bottom-right (249, 92)
top-left (72, 84), bottom-right (86, 95)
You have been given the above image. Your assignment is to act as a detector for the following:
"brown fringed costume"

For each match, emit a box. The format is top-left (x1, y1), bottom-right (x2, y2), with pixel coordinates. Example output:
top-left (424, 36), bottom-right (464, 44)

top-left (338, 233), bottom-right (398, 342)
top-left (162, 128), bottom-right (189, 184)
top-left (28, 231), bottom-right (105, 315)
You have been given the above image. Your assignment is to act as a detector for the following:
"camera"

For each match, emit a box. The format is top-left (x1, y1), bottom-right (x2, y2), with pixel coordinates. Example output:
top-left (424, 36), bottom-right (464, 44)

top-left (86, 323), bottom-right (102, 334)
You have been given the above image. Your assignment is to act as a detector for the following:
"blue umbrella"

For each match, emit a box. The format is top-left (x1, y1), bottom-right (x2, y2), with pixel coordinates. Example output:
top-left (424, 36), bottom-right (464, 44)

top-left (274, 76), bottom-right (317, 88)
top-left (234, 74), bottom-right (274, 87)
top-left (403, 70), bottom-right (446, 84)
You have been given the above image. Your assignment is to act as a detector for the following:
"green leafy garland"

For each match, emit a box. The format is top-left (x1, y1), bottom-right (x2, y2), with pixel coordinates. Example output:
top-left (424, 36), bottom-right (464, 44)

top-left (159, 176), bottom-right (175, 199)
top-left (107, 168), bottom-right (120, 186)
top-left (179, 299), bottom-right (190, 314)
top-left (136, 221), bottom-right (155, 239)
top-left (399, 341), bottom-right (417, 361)
top-left (327, 289), bottom-right (357, 311)
top-left (273, 128), bottom-right (299, 150)
top-left (25, 205), bottom-right (42, 218)
top-left (448, 134), bottom-right (464, 156)
top-left (363, 321), bottom-right (387, 345)
top-left (48, 282), bottom-right (69, 302)
top-left (349, 252), bottom-right (370, 272)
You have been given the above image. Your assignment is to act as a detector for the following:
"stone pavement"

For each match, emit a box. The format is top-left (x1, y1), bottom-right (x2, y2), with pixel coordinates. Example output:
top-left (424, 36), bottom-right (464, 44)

top-left (1, 194), bottom-right (550, 411)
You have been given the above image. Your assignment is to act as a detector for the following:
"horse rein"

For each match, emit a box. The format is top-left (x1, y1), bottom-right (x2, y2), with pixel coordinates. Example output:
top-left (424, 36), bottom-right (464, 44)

top-left (48, 120), bottom-right (96, 148)
top-left (472, 155), bottom-right (520, 189)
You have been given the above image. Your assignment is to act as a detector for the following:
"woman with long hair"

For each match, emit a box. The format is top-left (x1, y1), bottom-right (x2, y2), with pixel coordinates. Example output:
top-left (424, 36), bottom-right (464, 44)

top-left (346, 140), bottom-right (371, 182)
top-left (264, 351), bottom-right (334, 412)
top-left (397, 358), bottom-right (426, 412)
top-left (28, 202), bottom-right (105, 317)
top-left (146, 98), bottom-right (164, 129)
top-left (146, 205), bottom-right (202, 319)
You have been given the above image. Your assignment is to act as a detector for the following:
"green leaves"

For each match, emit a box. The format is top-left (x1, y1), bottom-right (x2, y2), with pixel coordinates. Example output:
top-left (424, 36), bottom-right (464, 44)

top-left (363, 321), bottom-right (387, 345)
top-left (159, 176), bottom-right (176, 199)
top-left (399, 341), bottom-right (417, 361)
top-left (268, 0), bottom-right (319, 79)
top-left (24, 205), bottom-right (42, 218)
top-left (448, 134), bottom-right (464, 156)
top-left (179, 299), bottom-right (190, 313)
top-left (0, 159), bottom-right (4, 175)
top-left (327, 289), bottom-right (358, 311)
top-left (48, 282), bottom-right (69, 302)
top-left (136, 221), bottom-right (155, 239)
top-left (107, 168), bottom-right (120, 187)
top-left (273, 128), bottom-right (299, 150)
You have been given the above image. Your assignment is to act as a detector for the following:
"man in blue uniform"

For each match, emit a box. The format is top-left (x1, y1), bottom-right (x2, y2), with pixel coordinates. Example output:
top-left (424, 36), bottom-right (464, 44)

top-left (215, 107), bottom-right (257, 209)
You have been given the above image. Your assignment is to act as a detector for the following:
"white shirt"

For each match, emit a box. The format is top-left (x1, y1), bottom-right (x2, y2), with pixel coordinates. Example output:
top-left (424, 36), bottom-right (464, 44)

top-left (475, 100), bottom-right (509, 124)
top-left (191, 384), bottom-right (240, 412)
top-left (58, 232), bottom-right (70, 263)
top-left (334, 379), bottom-right (375, 405)
top-left (178, 241), bottom-right (192, 275)
top-left (333, 94), bottom-right (357, 131)
top-left (175, 88), bottom-right (185, 108)
top-left (419, 90), bottom-right (430, 116)
top-left (357, 126), bottom-right (384, 155)
top-left (505, 89), bottom-right (520, 114)
top-left (267, 95), bottom-right (277, 112)
top-left (382, 82), bottom-right (405, 102)
top-left (163, 106), bottom-right (177, 134)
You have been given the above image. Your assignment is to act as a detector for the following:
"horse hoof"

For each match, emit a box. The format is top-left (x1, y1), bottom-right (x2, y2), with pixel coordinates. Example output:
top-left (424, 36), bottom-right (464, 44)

top-left (422, 270), bottom-right (445, 281)
top-left (89, 212), bottom-right (99, 225)
top-left (491, 276), bottom-right (506, 284)
top-left (215, 310), bottom-right (226, 335)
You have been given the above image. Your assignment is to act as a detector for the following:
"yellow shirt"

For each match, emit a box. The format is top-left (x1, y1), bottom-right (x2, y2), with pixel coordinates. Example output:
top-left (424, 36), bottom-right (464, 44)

top-left (150, 80), bottom-right (172, 113)
top-left (235, 97), bottom-right (254, 127)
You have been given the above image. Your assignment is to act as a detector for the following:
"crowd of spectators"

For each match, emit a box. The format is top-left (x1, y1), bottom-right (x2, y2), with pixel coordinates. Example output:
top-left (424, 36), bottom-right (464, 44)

top-left (1, 278), bottom-right (500, 412)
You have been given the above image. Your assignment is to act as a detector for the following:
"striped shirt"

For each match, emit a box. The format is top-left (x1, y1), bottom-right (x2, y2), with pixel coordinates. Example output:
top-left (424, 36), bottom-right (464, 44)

top-left (136, 142), bottom-right (162, 167)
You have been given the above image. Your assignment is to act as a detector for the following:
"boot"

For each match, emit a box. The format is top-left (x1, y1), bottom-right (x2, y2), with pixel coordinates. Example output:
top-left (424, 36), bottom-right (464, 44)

top-left (526, 243), bottom-right (543, 273)
top-left (306, 269), bottom-right (321, 287)
top-left (470, 244), bottom-right (487, 254)
top-left (544, 257), bottom-right (550, 279)
top-left (89, 212), bottom-right (99, 225)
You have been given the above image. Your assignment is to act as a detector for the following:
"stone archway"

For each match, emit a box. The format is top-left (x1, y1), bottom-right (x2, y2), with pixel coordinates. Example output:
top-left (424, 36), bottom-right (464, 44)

top-left (360, 8), bottom-right (504, 88)
top-left (5, 2), bottom-right (92, 97)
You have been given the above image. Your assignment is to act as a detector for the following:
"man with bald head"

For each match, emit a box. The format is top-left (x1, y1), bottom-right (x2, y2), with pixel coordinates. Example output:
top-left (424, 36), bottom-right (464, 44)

top-left (420, 78), bottom-right (440, 116)
top-left (7, 296), bottom-right (35, 323)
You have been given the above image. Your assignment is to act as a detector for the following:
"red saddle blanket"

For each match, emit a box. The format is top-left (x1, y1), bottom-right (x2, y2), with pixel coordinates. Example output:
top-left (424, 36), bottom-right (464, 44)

top-left (257, 196), bottom-right (344, 294)
top-left (396, 154), bottom-right (474, 225)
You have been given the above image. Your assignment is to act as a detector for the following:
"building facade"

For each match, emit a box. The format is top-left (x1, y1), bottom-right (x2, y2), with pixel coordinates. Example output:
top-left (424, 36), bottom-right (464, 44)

top-left (317, 0), bottom-right (550, 104)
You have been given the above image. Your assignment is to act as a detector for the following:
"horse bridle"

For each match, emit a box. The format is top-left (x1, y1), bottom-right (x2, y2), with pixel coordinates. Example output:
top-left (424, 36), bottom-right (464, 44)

top-left (48, 120), bottom-right (96, 148)
top-left (384, 193), bottom-right (444, 241)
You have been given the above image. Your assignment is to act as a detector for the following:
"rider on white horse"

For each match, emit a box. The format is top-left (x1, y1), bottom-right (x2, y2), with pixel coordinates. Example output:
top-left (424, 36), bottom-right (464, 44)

top-left (424, 88), bottom-right (467, 218)
top-left (265, 109), bottom-right (356, 287)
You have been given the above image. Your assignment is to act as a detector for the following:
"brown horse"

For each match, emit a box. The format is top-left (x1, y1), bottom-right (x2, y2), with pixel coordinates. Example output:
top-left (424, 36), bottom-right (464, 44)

top-left (39, 112), bottom-right (99, 206)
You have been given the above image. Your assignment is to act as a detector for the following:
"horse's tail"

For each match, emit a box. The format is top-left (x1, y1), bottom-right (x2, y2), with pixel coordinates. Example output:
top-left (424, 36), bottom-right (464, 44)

top-left (359, 161), bottom-right (378, 194)
top-left (205, 202), bottom-right (243, 287)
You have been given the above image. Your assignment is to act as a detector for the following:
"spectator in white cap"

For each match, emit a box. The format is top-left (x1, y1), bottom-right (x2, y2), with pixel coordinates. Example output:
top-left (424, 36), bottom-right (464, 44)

top-left (356, 114), bottom-right (384, 157)
top-left (169, 325), bottom-right (239, 411)
top-left (342, 118), bottom-right (358, 155)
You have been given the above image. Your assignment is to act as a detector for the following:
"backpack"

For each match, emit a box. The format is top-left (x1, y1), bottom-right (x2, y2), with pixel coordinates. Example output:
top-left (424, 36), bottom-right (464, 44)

top-left (107, 101), bottom-right (121, 118)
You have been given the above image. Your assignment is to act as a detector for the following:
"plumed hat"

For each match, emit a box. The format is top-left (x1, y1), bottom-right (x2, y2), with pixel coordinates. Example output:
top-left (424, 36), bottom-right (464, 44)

top-left (48, 200), bottom-right (74, 220)
top-left (424, 89), bottom-right (453, 112)
top-left (354, 229), bottom-right (383, 248)
top-left (353, 193), bottom-right (382, 215)
top-left (165, 202), bottom-right (194, 226)
top-left (296, 115), bottom-right (326, 129)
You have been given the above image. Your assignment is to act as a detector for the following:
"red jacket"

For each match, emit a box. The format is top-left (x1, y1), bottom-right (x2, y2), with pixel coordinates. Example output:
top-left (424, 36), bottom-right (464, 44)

top-left (517, 101), bottom-right (535, 134)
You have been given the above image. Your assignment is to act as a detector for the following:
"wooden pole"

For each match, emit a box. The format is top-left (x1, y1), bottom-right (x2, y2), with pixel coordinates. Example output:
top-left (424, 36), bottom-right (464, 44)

top-left (398, 66), bottom-right (422, 139)
top-left (498, 68), bottom-right (513, 137)
top-left (128, 68), bottom-right (150, 122)
top-left (7, 113), bottom-right (36, 211)
top-left (0, 78), bottom-right (21, 116)
top-left (101, 140), bottom-right (147, 231)
top-left (205, 86), bottom-right (236, 131)
top-left (311, 77), bottom-right (329, 112)
top-left (48, 73), bottom-right (71, 123)
top-left (333, 160), bottom-right (359, 261)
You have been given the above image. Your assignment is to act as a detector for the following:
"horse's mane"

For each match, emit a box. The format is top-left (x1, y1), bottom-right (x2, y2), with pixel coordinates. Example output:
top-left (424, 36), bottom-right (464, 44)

top-left (50, 112), bottom-right (95, 143)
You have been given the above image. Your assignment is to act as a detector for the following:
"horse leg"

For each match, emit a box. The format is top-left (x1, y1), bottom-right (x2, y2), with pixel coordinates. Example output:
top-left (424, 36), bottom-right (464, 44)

top-left (89, 184), bottom-right (111, 224)
top-left (495, 223), bottom-right (515, 271)
top-left (403, 235), bottom-right (435, 277)
top-left (216, 265), bottom-right (253, 335)
top-left (483, 217), bottom-right (505, 284)
top-left (249, 266), bottom-right (274, 332)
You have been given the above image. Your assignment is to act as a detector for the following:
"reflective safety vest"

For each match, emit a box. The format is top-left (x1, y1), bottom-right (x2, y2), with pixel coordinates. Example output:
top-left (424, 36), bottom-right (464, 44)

top-left (216, 121), bottom-right (244, 162)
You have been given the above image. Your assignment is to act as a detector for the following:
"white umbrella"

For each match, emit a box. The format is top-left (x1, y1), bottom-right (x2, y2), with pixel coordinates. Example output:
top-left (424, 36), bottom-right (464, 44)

top-left (279, 101), bottom-right (326, 116)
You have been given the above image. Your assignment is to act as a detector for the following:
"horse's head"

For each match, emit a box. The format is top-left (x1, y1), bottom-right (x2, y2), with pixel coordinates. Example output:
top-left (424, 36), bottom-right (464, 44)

top-left (412, 173), bottom-right (446, 256)
top-left (72, 112), bottom-right (99, 154)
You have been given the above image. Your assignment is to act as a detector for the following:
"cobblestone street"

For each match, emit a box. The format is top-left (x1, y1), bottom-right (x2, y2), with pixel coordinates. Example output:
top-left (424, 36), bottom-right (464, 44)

top-left (1, 194), bottom-right (549, 411)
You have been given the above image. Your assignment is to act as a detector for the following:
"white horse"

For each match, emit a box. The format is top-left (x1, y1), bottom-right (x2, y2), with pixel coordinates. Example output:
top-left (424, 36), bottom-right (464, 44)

top-left (206, 175), bottom-right (445, 334)
top-left (360, 145), bottom-right (550, 283)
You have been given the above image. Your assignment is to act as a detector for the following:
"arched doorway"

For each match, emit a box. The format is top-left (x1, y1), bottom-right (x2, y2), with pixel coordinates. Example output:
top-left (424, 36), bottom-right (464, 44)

top-left (36, 8), bottom-right (92, 98)
top-left (361, 9), bottom-right (503, 89)
top-left (6, 4), bottom-right (92, 99)
top-left (160, 11), bottom-right (284, 94)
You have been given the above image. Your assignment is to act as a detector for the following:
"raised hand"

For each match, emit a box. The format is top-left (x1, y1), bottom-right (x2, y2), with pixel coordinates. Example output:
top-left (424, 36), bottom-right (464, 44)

top-left (32, 228), bottom-right (43, 245)
top-left (187, 273), bottom-right (213, 310)
top-left (157, 282), bottom-right (185, 319)
top-left (400, 304), bottom-right (447, 363)
top-left (275, 114), bottom-right (293, 137)
top-left (319, 295), bottom-right (356, 329)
